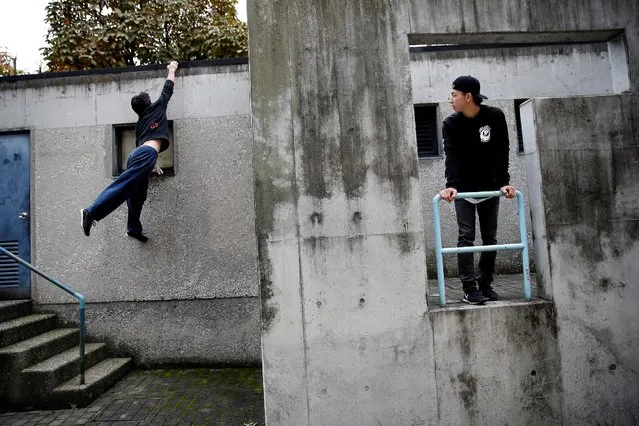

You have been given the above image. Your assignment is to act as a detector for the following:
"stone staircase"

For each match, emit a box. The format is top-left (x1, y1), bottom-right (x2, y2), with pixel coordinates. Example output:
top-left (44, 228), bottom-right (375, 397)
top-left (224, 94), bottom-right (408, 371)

top-left (0, 300), bottom-right (132, 411)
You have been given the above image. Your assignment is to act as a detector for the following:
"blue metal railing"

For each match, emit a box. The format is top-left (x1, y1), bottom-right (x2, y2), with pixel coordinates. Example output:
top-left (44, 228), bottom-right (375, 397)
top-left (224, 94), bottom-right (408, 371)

top-left (0, 246), bottom-right (85, 384)
top-left (432, 190), bottom-right (531, 307)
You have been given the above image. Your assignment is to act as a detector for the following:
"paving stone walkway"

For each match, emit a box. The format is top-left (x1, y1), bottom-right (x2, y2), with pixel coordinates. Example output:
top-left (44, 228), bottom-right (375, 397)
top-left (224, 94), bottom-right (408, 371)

top-left (0, 368), bottom-right (264, 426)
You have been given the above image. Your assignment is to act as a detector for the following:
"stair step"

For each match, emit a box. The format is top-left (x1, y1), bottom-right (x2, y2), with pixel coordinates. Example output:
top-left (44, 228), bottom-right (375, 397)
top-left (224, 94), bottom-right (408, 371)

top-left (51, 358), bottom-right (132, 409)
top-left (0, 314), bottom-right (57, 347)
top-left (0, 328), bottom-right (79, 405)
top-left (0, 300), bottom-right (32, 323)
top-left (0, 328), bottom-right (78, 370)
top-left (21, 343), bottom-right (108, 395)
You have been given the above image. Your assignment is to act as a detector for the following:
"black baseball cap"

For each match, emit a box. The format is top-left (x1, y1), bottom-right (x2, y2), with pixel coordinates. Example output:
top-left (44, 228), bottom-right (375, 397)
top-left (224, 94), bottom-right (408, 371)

top-left (452, 75), bottom-right (488, 100)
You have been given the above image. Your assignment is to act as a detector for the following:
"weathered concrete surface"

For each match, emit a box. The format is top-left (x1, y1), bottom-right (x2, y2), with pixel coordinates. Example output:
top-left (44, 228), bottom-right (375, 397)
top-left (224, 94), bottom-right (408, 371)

top-left (248, 0), bottom-right (308, 422)
top-left (608, 34), bottom-right (632, 93)
top-left (430, 301), bottom-right (562, 425)
top-left (1, 63), bottom-right (250, 130)
top-left (2, 21), bottom-right (629, 310)
top-left (249, 1), bottom-right (437, 424)
top-left (0, 64), bottom-right (257, 305)
top-left (522, 95), bottom-right (639, 424)
top-left (0, 64), bottom-right (259, 365)
top-left (519, 101), bottom-right (552, 299)
top-left (411, 43), bottom-right (615, 104)
top-left (31, 115), bottom-right (256, 304)
top-left (299, 235), bottom-right (433, 424)
top-left (250, 0), bottom-right (638, 424)
top-left (407, 0), bottom-right (639, 93)
top-left (40, 298), bottom-right (261, 367)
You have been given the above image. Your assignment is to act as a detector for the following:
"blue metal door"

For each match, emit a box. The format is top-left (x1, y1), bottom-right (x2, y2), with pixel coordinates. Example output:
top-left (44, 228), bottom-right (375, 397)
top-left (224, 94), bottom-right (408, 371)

top-left (0, 133), bottom-right (31, 299)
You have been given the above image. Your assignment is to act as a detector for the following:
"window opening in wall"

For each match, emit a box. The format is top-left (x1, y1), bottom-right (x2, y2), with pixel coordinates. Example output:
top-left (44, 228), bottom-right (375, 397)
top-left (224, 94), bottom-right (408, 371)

top-left (514, 99), bottom-right (529, 153)
top-left (414, 104), bottom-right (439, 158)
top-left (114, 122), bottom-right (174, 176)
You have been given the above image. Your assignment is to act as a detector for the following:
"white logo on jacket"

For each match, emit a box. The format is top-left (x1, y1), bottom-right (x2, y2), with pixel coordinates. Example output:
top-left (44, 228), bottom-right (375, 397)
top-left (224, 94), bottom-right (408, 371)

top-left (479, 125), bottom-right (491, 143)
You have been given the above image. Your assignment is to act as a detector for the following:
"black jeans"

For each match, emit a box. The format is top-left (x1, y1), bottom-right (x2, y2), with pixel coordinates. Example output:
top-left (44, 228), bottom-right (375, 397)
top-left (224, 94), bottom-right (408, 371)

top-left (454, 197), bottom-right (500, 285)
top-left (88, 145), bottom-right (158, 234)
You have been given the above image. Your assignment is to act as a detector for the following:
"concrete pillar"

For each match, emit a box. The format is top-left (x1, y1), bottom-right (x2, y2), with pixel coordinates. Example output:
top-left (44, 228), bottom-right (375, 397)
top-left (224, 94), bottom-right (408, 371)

top-left (248, 1), bottom-right (436, 424)
top-left (522, 95), bottom-right (639, 424)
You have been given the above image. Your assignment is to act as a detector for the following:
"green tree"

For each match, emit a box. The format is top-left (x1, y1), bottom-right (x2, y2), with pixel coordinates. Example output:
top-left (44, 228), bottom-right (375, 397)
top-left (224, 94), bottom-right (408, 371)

top-left (0, 48), bottom-right (26, 76)
top-left (42, 0), bottom-right (248, 72)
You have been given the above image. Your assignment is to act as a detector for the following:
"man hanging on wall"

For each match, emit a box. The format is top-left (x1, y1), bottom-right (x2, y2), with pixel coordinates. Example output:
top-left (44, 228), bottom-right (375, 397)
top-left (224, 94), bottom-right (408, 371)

top-left (81, 61), bottom-right (179, 242)
top-left (438, 75), bottom-right (516, 305)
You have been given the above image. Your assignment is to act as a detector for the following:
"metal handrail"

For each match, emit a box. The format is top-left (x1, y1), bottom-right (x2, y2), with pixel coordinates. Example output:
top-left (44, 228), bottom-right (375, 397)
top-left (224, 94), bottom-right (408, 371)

top-left (432, 190), bottom-right (531, 307)
top-left (0, 246), bottom-right (85, 384)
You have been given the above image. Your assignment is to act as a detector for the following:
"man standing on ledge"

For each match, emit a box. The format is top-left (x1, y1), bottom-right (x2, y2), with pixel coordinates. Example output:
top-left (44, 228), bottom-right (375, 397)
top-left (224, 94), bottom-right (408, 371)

top-left (438, 75), bottom-right (516, 305)
top-left (81, 61), bottom-right (179, 242)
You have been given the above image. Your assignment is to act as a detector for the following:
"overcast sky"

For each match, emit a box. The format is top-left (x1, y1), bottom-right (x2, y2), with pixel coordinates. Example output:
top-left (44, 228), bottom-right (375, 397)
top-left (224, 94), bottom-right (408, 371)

top-left (0, 0), bottom-right (248, 74)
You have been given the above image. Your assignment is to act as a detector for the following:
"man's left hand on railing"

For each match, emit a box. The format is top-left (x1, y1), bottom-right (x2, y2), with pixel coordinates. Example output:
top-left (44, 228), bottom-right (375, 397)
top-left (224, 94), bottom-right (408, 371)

top-left (500, 185), bottom-right (516, 199)
top-left (439, 187), bottom-right (457, 202)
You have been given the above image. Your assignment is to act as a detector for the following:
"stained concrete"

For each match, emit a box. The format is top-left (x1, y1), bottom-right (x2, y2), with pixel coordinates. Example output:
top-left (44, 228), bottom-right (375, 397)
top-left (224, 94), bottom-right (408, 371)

top-left (32, 115), bottom-right (256, 305)
top-left (407, 0), bottom-right (639, 93)
top-left (430, 301), bottom-right (562, 425)
top-left (0, 64), bottom-right (259, 366)
top-left (41, 298), bottom-right (261, 367)
top-left (522, 94), bottom-right (639, 424)
top-left (0, 1), bottom-right (637, 421)
top-left (247, 0), bottom-right (309, 422)
top-left (250, 1), bottom-right (638, 424)
top-left (1, 27), bottom-right (630, 307)
top-left (410, 43), bottom-right (615, 104)
top-left (249, 1), bottom-right (437, 424)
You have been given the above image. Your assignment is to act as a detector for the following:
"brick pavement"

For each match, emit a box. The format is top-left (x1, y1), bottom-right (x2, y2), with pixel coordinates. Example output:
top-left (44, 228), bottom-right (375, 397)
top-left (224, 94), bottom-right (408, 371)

top-left (0, 368), bottom-right (264, 426)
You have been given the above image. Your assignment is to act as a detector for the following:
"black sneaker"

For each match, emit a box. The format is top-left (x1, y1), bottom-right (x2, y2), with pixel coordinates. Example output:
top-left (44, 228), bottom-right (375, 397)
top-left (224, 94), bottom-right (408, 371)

top-left (126, 231), bottom-right (149, 243)
top-left (481, 285), bottom-right (500, 301)
top-left (463, 289), bottom-right (487, 305)
top-left (81, 209), bottom-right (95, 236)
top-left (478, 276), bottom-right (500, 301)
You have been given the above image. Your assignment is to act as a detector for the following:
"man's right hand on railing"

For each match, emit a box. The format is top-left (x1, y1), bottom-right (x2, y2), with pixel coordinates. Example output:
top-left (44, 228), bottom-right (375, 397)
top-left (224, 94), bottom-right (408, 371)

top-left (439, 187), bottom-right (457, 202)
top-left (500, 185), bottom-right (516, 199)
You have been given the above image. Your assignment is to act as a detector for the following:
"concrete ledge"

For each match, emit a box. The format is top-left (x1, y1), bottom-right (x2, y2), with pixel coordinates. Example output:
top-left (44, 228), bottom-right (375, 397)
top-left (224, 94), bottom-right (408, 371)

top-left (429, 300), bottom-right (562, 424)
top-left (0, 58), bottom-right (248, 86)
top-left (36, 297), bottom-right (261, 367)
top-left (429, 298), bottom-right (548, 314)
top-left (409, 29), bottom-right (624, 46)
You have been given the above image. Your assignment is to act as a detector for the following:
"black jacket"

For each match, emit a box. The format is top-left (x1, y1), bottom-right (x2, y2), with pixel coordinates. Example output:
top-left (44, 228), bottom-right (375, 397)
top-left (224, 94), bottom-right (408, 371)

top-left (443, 105), bottom-right (510, 192)
top-left (135, 79), bottom-right (174, 153)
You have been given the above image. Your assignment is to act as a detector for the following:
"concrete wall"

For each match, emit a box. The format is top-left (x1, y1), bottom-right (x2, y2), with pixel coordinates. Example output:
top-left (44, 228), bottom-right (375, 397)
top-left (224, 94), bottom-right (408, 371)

top-left (0, 63), bottom-right (261, 365)
top-left (411, 43), bottom-right (615, 103)
top-left (249, 0), bottom-right (638, 424)
top-left (430, 301), bottom-right (562, 425)
top-left (522, 94), bottom-right (639, 425)
top-left (249, 1), bottom-right (437, 423)
top-left (407, 0), bottom-right (639, 94)
top-left (0, 36), bottom-right (624, 316)
top-left (0, 1), bottom-right (637, 421)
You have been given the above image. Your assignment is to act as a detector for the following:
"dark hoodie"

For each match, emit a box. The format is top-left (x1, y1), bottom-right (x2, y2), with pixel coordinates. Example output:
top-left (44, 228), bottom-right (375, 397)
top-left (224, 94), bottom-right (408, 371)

top-left (135, 79), bottom-right (174, 153)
